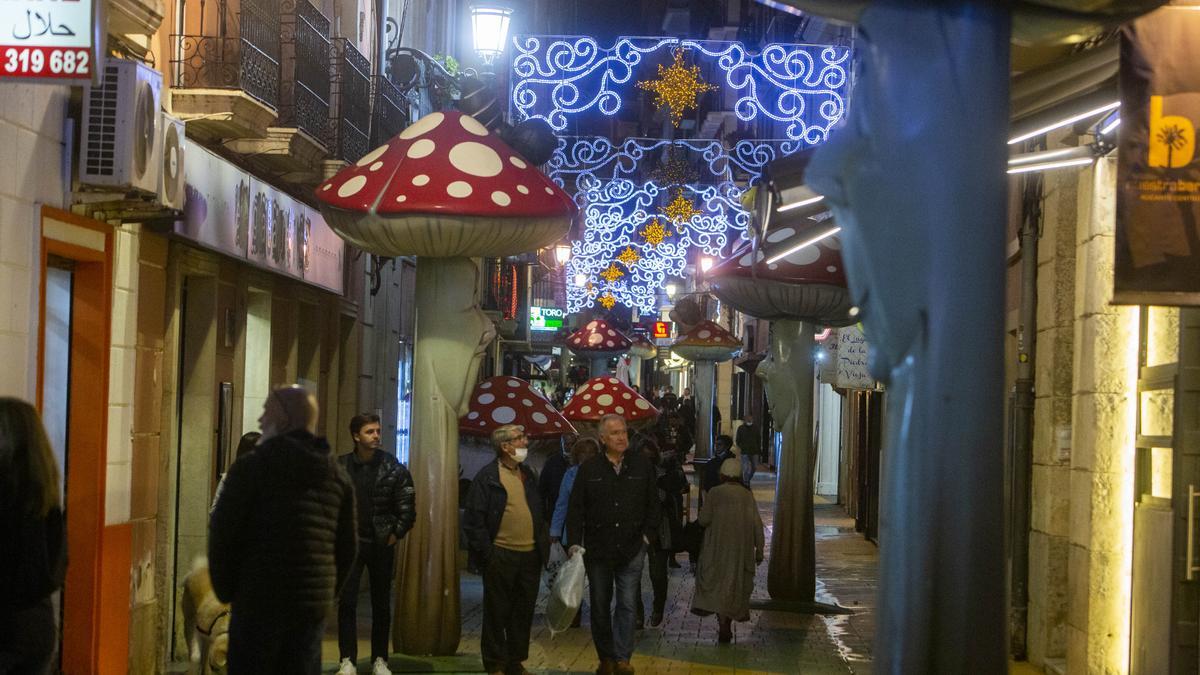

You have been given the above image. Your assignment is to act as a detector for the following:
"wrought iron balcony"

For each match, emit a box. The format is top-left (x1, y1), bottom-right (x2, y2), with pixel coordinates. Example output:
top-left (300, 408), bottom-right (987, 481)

top-left (329, 39), bottom-right (371, 164)
top-left (279, 0), bottom-right (331, 144)
top-left (170, 0), bottom-right (281, 110)
top-left (372, 74), bottom-right (409, 148)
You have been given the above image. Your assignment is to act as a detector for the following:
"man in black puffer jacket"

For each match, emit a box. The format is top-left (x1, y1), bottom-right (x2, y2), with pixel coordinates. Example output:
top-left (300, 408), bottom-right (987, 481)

top-left (209, 386), bottom-right (356, 675)
top-left (335, 413), bottom-right (416, 675)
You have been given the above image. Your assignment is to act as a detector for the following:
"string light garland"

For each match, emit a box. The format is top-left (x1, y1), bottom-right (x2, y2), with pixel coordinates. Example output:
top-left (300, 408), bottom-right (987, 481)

top-left (636, 48), bottom-right (718, 127)
top-left (598, 293), bottom-right (617, 309)
top-left (640, 218), bottom-right (672, 247)
top-left (616, 246), bottom-right (641, 267)
top-left (660, 189), bottom-right (703, 225)
top-left (651, 146), bottom-right (700, 186)
top-left (600, 263), bottom-right (625, 283)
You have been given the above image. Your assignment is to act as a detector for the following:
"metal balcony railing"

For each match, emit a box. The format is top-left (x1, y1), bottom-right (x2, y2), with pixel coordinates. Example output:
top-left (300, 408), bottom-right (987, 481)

top-left (372, 74), bottom-right (409, 148)
top-left (279, 0), bottom-right (331, 143)
top-left (329, 39), bottom-right (371, 163)
top-left (171, 0), bottom-right (281, 109)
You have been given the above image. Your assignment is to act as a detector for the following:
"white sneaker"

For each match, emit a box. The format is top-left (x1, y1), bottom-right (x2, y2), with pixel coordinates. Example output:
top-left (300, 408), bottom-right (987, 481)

top-left (337, 657), bottom-right (357, 675)
top-left (372, 657), bottom-right (393, 675)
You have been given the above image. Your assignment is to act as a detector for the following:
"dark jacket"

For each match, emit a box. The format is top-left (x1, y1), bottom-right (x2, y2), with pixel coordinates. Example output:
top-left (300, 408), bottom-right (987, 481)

top-left (735, 423), bottom-right (760, 458)
top-left (338, 450), bottom-right (416, 544)
top-left (462, 459), bottom-right (550, 571)
top-left (538, 450), bottom-right (571, 524)
top-left (702, 450), bottom-right (736, 493)
top-left (0, 502), bottom-right (66, 611)
top-left (566, 451), bottom-right (662, 565)
top-left (208, 430), bottom-right (357, 619)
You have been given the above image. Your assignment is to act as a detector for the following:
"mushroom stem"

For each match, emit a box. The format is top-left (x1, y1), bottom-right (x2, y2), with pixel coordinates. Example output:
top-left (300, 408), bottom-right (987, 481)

top-left (590, 356), bottom-right (609, 377)
top-left (394, 256), bottom-right (495, 655)
top-left (759, 319), bottom-right (817, 602)
top-left (693, 360), bottom-right (716, 459)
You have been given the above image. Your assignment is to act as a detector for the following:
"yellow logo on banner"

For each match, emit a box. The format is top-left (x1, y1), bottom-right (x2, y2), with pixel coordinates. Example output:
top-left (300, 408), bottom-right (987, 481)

top-left (1149, 96), bottom-right (1194, 168)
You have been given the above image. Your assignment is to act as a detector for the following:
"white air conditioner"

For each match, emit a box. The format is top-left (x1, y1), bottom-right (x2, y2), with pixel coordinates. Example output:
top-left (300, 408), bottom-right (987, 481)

top-left (79, 58), bottom-right (162, 195)
top-left (159, 113), bottom-right (186, 210)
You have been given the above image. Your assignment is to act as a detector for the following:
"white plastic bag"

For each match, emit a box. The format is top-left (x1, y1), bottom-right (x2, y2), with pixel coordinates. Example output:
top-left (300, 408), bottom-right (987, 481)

top-left (545, 547), bottom-right (586, 636)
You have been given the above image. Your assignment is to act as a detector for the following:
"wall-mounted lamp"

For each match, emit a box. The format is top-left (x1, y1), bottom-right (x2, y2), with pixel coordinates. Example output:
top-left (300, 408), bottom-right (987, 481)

top-left (699, 257), bottom-right (714, 273)
top-left (470, 4), bottom-right (513, 66)
top-left (665, 282), bottom-right (678, 299)
top-left (554, 243), bottom-right (572, 266)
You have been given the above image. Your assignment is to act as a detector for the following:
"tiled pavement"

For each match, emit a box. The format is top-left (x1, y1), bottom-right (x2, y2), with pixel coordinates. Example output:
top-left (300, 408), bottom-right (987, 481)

top-left (325, 475), bottom-right (879, 674)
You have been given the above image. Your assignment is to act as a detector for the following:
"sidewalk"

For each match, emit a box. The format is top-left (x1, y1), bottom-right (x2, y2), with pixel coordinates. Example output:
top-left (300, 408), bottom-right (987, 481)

top-left (325, 474), bottom-right (879, 674)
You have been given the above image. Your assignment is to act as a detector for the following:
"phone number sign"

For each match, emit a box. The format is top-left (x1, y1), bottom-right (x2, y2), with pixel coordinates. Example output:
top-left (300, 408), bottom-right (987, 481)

top-left (1, 0), bottom-right (99, 82)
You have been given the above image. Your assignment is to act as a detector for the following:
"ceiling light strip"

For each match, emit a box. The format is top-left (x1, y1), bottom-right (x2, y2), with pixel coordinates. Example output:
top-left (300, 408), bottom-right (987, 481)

top-left (765, 226), bottom-right (842, 265)
top-left (1007, 100), bottom-right (1120, 145)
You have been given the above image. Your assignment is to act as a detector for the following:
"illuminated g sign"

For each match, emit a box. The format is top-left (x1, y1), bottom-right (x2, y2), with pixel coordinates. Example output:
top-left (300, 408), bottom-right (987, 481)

top-left (1149, 95), bottom-right (1195, 168)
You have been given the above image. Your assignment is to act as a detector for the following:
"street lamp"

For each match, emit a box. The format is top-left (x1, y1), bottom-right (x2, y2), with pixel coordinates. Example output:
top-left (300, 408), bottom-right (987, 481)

top-left (665, 282), bottom-right (678, 299)
top-left (470, 4), bottom-right (513, 66)
top-left (555, 243), bottom-right (572, 266)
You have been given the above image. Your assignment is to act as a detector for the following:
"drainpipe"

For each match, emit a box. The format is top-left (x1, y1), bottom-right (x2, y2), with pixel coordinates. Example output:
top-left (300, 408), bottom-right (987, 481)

top-left (1010, 166), bottom-right (1042, 660)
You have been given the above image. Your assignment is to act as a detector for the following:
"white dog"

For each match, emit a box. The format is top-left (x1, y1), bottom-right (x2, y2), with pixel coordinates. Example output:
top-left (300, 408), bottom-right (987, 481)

top-left (181, 557), bottom-right (231, 674)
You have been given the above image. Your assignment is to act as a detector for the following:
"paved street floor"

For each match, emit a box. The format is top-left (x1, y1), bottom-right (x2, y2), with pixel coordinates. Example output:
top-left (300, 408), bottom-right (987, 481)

top-left (325, 474), bottom-right (879, 674)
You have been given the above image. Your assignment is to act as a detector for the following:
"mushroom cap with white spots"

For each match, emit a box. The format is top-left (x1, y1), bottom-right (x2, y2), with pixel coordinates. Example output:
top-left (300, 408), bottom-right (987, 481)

top-left (561, 376), bottom-right (659, 425)
top-left (628, 334), bottom-right (658, 359)
top-left (315, 111), bottom-right (576, 257)
top-left (670, 320), bottom-right (742, 362)
top-left (565, 319), bottom-right (632, 356)
top-left (459, 376), bottom-right (576, 438)
top-left (708, 231), bottom-right (856, 326)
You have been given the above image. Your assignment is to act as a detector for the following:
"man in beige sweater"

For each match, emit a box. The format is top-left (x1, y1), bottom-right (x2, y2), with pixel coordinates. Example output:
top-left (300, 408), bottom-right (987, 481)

top-left (462, 425), bottom-right (550, 675)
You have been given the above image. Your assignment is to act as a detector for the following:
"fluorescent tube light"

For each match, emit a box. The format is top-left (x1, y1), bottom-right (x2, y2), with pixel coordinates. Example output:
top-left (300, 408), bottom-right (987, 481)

top-left (1006, 157), bottom-right (1095, 175)
top-left (1100, 116), bottom-right (1121, 135)
top-left (766, 226), bottom-right (842, 265)
top-left (1007, 100), bottom-right (1120, 145)
top-left (777, 194), bottom-right (825, 213)
top-left (1008, 146), bottom-right (1085, 167)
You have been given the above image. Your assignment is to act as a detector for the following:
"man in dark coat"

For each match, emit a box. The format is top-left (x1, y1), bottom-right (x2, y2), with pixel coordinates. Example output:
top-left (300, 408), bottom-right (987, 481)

top-left (336, 413), bottom-right (416, 675)
top-left (567, 414), bottom-right (661, 675)
top-left (463, 424), bottom-right (549, 675)
top-left (735, 414), bottom-right (761, 485)
top-left (209, 386), bottom-right (356, 675)
top-left (538, 439), bottom-right (571, 524)
top-left (702, 435), bottom-right (736, 495)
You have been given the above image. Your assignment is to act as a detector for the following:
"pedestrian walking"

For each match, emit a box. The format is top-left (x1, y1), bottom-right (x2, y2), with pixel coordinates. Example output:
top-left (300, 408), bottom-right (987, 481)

top-left (567, 414), bottom-right (661, 675)
top-left (677, 388), bottom-right (695, 433)
top-left (634, 438), bottom-right (688, 629)
top-left (0, 398), bottom-right (67, 675)
top-left (691, 458), bottom-right (765, 643)
top-left (702, 435), bottom-right (736, 495)
top-left (735, 414), bottom-right (760, 485)
top-left (208, 386), bottom-right (357, 675)
top-left (463, 424), bottom-right (550, 675)
top-left (539, 437), bottom-right (572, 525)
top-left (336, 413), bottom-right (416, 675)
top-left (550, 436), bottom-right (601, 548)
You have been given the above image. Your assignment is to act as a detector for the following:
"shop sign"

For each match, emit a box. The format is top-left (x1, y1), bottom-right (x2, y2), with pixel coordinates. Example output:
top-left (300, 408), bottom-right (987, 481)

top-left (1116, 7), bottom-right (1200, 304)
top-left (835, 325), bottom-right (873, 390)
top-left (178, 145), bottom-right (344, 294)
top-left (530, 306), bottom-right (565, 332)
top-left (651, 321), bottom-right (672, 339)
top-left (0, 0), bottom-right (100, 82)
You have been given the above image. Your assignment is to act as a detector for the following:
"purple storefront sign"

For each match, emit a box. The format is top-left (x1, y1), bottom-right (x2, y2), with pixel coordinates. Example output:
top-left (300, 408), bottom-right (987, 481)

top-left (179, 145), bottom-right (344, 295)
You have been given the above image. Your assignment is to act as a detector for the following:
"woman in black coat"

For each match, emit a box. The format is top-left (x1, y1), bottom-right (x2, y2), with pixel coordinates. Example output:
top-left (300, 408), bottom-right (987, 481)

top-left (0, 398), bottom-right (67, 674)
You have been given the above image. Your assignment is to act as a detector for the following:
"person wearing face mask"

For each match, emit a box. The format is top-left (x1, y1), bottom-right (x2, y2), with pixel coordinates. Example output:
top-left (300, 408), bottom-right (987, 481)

top-left (462, 424), bottom-right (549, 675)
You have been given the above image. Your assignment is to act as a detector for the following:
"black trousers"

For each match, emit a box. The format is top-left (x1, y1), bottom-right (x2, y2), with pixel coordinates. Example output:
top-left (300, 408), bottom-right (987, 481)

top-left (0, 596), bottom-right (56, 675)
top-left (481, 546), bottom-right (541, 672)
top-left (636, 543), bottom-right (670, 619)
top-left (338, 541), bottom-right (395, 661)
top-left (227, 606), bottom-right (324, 675)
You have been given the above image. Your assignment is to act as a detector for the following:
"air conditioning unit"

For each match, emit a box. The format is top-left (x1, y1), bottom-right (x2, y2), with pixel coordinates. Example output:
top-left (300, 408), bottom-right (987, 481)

top-left (159, 113), bottom-right (186, 210)
top-left (79, 58), bottom-right (162, 195)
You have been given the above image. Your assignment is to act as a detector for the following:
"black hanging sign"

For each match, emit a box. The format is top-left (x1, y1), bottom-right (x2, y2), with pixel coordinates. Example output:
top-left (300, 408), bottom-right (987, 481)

top-left (1116, 7), bottom-right (1200, 304)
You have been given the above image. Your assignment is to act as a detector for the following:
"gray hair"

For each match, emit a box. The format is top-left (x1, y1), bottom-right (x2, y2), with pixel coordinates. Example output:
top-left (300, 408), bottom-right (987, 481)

top-left (598, 413), bottom-right (626, 431)
top-left (490, 424), bottom-right (523, 453)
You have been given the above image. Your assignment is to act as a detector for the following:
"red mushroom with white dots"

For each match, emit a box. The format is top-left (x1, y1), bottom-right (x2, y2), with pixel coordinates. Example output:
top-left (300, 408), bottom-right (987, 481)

top-left (562, 376), bottom-right (659, 432)
top-left (669, 320), bottom-right (741, 458)
top-left (313, 111), bottom-right (575, 654)
top-left (566, 319), bottom-right (632, 378)
top-left (459, 376), bottom-right (576, 438)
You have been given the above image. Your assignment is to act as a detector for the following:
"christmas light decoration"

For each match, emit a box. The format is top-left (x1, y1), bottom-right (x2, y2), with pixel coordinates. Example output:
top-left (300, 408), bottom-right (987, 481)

top-left (511, 36), bottom-right (850, 143)
top-left (640, 218), bottom-right (672, 247)
top-left (651, 146), bottom-right (700, 186)
top-left (616, 246), bottom-right (641, 267)
top-left (660, 189), bottom-right (703, 225)
top-left (600, 263), bottom-right (625, 282)
top-left (636, 48), bottom-right (719, 127)
top-left (598, 293), bottom-right (617, 309)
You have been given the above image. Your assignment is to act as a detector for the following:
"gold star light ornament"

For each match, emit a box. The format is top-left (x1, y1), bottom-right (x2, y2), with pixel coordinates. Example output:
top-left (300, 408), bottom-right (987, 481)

top-left (600, 264), bottom-right (625, 283)
top-left (598, 293), bottom-right (617, 310)
top-left (637, 48), bottom-right (718, 127)
top-left (616, 246), bottom-right (641, 267)
top-left (640, 218), bottom-right (673, 247)
top-left (660, 189), bottom-right (702, 225)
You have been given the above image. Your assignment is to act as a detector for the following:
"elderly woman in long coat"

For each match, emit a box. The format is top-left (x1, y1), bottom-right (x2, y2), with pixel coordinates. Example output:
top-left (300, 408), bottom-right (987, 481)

top-left (691, 457), bottom-right (765, 642)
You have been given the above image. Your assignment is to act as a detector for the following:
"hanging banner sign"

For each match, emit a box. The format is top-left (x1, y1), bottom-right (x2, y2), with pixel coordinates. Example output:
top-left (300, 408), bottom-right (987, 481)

top-left (834, 325), bottom-right (874, 390)
top-left (1115, 7), bottom-right (1200, 305)
top-left (0, 0), bottom-right (101, 82)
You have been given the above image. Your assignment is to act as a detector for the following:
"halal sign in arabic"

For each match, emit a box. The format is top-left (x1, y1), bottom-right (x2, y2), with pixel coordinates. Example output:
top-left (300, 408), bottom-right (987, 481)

top-left (1, 0), bottom-right (99, 81)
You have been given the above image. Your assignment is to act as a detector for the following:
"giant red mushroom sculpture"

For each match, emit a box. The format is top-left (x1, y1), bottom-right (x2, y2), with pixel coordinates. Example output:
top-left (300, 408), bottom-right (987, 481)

top-left (708, 221), bottom-right (855, 604)
top-left (565, 319), bottom-right (632, 378)
top-left (315, 110), bottom-right (574, 655)
top-left (459, 376), bottom-right (576, 438)
top-left (670, 320), bottom-right (742, 459)
top-left (627, 333), bottom-right (658, 389)
top-left (562, 376), bottom-right (659, 433)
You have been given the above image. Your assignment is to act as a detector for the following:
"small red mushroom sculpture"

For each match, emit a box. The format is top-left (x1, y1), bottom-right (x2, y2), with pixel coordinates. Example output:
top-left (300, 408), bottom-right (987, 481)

top-left (708, 222), bottom-right (853, 603)
top-left (314, 110), bottom-right (575, 655)
top-left (565, 319), bottom-right (632, 378)
top-left (626, 333), bottom-right (658, 390)
top-left (670, 320), bottom-right (742, 458)
top-left (562, 376), bottom-right (659, 433)
top-left (459, 376), bottom-right (576, 438)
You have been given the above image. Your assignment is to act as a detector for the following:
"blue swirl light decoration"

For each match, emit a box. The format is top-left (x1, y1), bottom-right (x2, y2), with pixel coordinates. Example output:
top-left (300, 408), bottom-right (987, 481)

top-left (510, 36), bottom-right (851, 144)
top-left (564, 180), bottom-right (750, 315)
